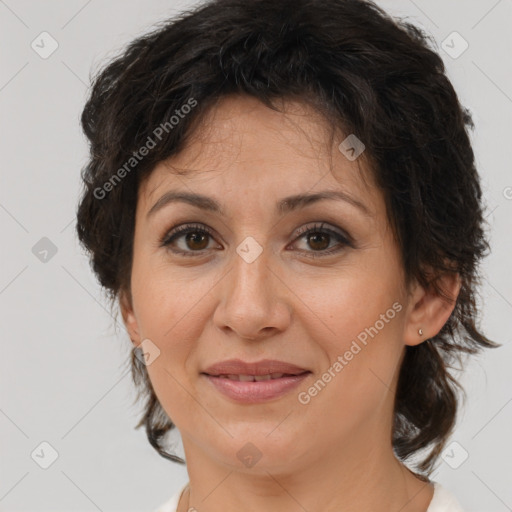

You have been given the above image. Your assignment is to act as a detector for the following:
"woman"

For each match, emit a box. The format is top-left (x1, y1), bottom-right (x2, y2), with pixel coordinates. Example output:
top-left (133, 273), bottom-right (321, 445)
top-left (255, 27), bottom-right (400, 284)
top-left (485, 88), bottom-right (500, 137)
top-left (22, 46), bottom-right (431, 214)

top-left (75, 0), bottom-right (499, 510)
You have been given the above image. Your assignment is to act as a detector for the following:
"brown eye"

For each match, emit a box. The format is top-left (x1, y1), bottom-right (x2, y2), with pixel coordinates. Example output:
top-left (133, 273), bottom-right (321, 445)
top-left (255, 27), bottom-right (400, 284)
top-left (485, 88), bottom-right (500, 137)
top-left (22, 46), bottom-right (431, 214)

top-left (306, 232), bottom-right (331, 251)
top-left (184, 231), bottom-right (210, 251)
top-left (161, 224), bottom-right (218, 256)
top-left (292, 222), bottom-right (352, 258)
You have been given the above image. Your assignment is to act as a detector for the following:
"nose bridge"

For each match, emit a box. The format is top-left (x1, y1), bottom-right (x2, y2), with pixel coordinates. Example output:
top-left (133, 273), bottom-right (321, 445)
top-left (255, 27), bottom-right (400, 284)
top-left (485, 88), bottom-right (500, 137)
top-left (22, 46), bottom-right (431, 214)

top-left (213, 237), bottom-right (290, 339)
top-left (229, 239), bottom-right (274, 314)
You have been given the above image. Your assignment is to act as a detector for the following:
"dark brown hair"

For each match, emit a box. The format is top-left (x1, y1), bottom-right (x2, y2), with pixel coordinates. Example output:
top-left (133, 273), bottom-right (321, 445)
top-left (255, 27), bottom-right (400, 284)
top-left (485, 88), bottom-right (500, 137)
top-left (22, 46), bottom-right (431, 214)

top-left (76, 0), bottom-right (499, 476)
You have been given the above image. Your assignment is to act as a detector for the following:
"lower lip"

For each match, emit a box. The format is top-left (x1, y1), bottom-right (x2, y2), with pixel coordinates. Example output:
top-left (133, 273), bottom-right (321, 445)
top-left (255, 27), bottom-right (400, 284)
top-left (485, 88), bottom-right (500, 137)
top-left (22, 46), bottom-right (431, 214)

top-left (202, 373), bottom-right (310, 404)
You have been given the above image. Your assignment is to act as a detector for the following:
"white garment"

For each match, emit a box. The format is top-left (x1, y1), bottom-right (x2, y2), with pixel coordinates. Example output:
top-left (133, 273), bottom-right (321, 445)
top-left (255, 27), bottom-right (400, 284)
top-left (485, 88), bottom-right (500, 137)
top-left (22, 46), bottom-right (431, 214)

top-left (152, 481), bottom-right (464, 512)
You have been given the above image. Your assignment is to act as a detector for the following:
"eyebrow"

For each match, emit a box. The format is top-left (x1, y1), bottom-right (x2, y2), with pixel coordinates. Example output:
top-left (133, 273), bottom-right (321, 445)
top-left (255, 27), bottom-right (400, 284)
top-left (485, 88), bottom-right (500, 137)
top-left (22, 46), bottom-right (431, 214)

top-left (146, 189), bottom-right (371, 219)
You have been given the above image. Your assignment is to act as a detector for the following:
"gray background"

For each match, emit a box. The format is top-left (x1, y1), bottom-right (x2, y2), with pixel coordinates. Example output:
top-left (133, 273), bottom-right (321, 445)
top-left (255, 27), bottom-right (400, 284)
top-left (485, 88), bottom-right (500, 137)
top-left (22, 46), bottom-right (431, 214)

top-left (0, 0), bottom-right (511, 510)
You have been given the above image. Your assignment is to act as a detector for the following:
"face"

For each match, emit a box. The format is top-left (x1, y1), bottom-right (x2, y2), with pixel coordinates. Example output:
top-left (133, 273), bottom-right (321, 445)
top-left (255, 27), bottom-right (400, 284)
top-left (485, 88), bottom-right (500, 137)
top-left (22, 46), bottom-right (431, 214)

top-left (121, 94), bottom-right (440, 474)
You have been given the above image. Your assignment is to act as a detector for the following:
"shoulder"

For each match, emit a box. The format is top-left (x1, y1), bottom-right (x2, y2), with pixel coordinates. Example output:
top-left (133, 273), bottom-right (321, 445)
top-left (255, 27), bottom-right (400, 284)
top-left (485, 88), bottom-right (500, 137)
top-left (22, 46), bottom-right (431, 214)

top-left (152, 482), bottom-right (189, 512)
top-left (427, 481), bottom-right (465, 512)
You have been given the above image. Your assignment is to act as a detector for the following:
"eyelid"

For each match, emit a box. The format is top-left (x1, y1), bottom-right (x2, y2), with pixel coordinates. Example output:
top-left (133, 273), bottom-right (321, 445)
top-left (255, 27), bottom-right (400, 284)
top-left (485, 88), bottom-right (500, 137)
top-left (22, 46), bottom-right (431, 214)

top-left (160, 220), bottom-right (354, 258)
top-left (160, 222), bottom-right (216, 246)
top-left (292, 221), bottom-right (353, 246)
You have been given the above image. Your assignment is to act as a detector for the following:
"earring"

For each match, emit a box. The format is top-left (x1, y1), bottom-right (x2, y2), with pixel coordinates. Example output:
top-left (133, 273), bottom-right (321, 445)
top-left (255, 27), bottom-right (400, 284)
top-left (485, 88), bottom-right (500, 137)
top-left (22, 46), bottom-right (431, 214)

top-left (418, 328), bottom-right (423, 336)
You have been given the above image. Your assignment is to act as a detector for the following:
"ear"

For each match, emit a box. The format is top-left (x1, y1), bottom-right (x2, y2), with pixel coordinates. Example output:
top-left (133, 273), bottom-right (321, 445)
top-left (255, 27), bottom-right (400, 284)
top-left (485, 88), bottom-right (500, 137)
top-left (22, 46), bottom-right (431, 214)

top-left (403, 272), bottom-right (461, 347)
top-left (119, 288), bottom-right (141, 347)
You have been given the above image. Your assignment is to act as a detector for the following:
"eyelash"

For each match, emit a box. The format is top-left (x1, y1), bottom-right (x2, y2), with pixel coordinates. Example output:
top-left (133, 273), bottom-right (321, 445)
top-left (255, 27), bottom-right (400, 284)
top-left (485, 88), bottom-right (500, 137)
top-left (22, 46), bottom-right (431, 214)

top-left (160, 222), bottom-right (353, 259)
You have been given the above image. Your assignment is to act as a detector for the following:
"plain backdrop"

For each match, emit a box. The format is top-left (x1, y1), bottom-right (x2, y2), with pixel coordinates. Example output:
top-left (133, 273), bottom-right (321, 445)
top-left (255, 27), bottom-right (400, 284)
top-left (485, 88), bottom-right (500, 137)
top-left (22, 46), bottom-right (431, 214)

top-left (1, 0), bottom-right (511, 511)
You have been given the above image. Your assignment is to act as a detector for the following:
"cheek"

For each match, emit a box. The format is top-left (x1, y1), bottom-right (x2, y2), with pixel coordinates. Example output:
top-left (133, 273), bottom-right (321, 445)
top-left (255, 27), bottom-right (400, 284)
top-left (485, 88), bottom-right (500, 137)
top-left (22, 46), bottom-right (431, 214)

top-left (292, 270), bottom-right (406, 419)
top-left (291, 264), bottom-right (404, 346)
top-left (131, 252), bottom-right (213, 337)
top-left (129, 261), bottom-right (206, 395)
top-left (132, 277), bottom-right (209, 426)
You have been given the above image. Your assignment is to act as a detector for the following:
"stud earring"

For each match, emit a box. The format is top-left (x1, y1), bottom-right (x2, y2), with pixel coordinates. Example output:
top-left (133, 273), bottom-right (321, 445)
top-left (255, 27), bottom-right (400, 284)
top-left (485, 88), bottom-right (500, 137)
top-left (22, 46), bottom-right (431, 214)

top-left (418, 328), bottom-right (423, 336)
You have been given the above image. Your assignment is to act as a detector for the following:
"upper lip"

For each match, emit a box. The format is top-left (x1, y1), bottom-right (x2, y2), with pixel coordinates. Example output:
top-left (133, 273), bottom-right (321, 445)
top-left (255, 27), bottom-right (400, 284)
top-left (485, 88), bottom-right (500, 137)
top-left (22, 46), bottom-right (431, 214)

top-left (202, 359), bottom-right (309, 376)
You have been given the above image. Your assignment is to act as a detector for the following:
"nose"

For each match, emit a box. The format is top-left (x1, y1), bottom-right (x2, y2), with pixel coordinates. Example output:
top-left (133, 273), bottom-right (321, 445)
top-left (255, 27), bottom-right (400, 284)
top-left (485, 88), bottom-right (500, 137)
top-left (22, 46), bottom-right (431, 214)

top-left (212, 244), bottom-right (292, 341)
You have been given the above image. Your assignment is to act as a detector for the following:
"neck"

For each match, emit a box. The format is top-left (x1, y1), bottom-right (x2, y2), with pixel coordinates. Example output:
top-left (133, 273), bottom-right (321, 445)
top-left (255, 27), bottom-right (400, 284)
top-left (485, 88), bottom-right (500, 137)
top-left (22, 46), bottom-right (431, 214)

top-left (177, 432), bottom-right (434, 512)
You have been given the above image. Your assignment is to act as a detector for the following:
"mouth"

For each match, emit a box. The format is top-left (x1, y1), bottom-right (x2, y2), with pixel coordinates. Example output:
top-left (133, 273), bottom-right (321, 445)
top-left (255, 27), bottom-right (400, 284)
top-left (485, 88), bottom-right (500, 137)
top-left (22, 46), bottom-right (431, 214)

top-left (202, 358), bottom-right (309, 377)
top-left (208, 372), bottom-right (309, 381)
top-left (200, 359), bottom-right (311, 403)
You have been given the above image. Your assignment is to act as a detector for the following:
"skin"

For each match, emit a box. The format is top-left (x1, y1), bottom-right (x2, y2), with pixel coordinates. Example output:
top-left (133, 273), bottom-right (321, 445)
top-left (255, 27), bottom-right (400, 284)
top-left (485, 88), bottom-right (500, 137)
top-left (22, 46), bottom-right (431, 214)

top-left (121, 94), bottom-right (460, 512)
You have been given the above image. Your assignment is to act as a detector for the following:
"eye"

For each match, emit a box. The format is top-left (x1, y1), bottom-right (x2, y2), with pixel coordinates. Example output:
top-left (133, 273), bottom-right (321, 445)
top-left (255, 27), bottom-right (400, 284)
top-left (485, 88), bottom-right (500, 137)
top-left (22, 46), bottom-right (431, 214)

top-left (160, 221), bottom-right (353, 258)
top-left (160, 223), bottom-right (219, 256)
top-left (290, 222), bottom-right (352, 258)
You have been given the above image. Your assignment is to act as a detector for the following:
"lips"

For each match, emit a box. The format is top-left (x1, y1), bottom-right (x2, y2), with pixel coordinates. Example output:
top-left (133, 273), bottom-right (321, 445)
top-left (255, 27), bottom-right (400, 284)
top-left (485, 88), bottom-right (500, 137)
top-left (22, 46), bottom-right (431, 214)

top-left (202, 358), bottom-right (309, 377)
top-left (201, 359), bottom-right (311, 403)
top-left (217, 373), bottom-right (293, 381)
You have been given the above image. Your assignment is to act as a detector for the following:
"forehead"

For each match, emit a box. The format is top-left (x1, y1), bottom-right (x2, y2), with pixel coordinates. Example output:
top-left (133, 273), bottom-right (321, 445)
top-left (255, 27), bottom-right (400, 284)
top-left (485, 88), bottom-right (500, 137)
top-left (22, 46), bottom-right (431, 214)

top-left (140, 94), bottom-right (378, 214)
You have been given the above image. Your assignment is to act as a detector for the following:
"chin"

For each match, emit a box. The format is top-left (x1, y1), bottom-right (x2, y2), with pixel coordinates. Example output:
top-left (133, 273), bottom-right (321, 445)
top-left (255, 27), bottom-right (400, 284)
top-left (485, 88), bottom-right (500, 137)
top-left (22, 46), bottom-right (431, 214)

top-left (209, 428), bottom-right (307, 473)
